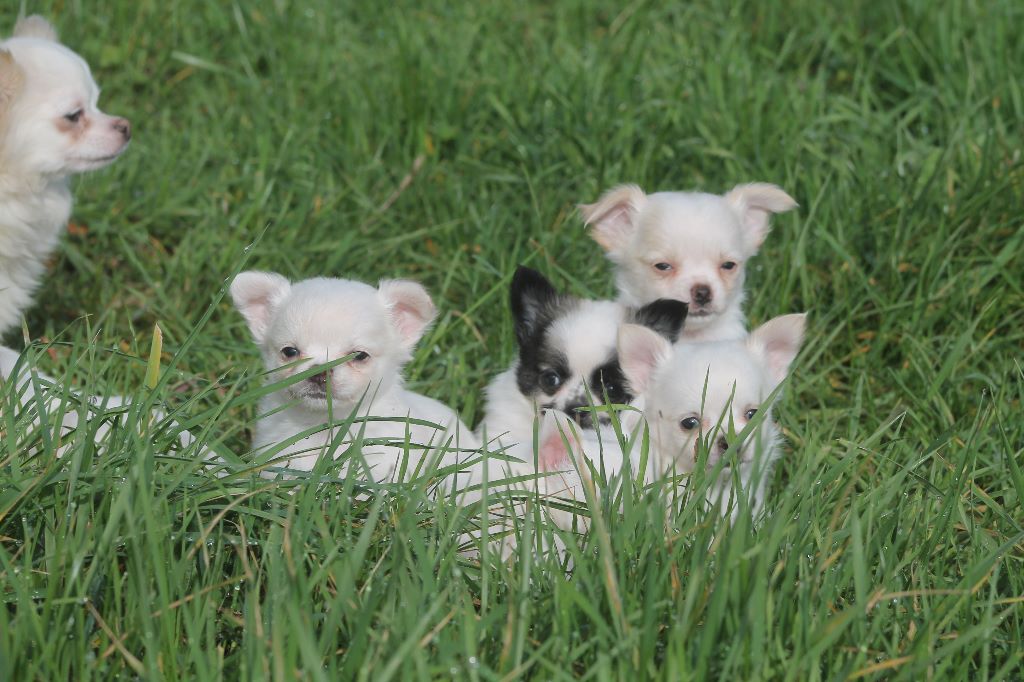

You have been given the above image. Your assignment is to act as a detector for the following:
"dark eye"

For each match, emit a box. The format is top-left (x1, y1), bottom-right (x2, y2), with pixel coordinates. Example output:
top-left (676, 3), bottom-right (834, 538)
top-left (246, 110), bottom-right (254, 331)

top-left (721, 261), bottom-right (737, 271)
top-left (600, 378), bottom-right (625, 402)
top-left (539, 370), bottom-right (562, 393)
top-left (352, 351), bottom-right (370, 362)
top-left (654, 262), bottom-right (673, 272)
top-left (745, 408), bottom-right (758, 420)
top-left (281, 346), bottom-right (300, 359)
top-left (64, 109), bottom-right (83, 124)
top-left (680, 417), bottom-right (700, 430)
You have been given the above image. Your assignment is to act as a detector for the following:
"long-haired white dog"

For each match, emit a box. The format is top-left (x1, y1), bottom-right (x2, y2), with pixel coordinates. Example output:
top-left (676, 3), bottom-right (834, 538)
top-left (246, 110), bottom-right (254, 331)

top-left (0, 16), bottom-right (131, 337)
top-left (580, 183), bottom-right (796, 341)
top-left (230, 271), bottom-right (477, 481)
top-left (617, 313), bottom-right (806, 518)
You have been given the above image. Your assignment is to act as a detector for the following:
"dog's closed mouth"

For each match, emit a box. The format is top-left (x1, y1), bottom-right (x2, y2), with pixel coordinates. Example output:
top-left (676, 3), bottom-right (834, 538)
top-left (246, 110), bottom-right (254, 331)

top-left (75, 152), bottom-right (125, 164)
top-left (298, 386), bottom-right (328, 401)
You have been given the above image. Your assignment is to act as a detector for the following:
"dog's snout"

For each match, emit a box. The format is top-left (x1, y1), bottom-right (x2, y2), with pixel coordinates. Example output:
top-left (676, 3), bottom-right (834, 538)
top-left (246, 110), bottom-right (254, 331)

top-left (112, 118), bottom-right (131, 141)
top-left (715, 436), bottom-right (729, 454)
top-left (691, 285), bottom-right (712, 306)
top-left (308, 371), bottom-right (329, 388)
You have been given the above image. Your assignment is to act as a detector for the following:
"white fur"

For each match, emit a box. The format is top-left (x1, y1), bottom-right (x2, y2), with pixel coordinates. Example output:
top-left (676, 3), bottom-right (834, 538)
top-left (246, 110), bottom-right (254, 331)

top-left (478, 299), bottom-right (628, 448)
top-left (230, 271), bottom-right (477, 481)
top-left (618, 313), bottom-right (806, 518)
top-left (465, 409), bottom-right (634, 556)
top-left (581, 183), bottom-right (796, 341)
top-left (0, 16), bottom-right (131, 337)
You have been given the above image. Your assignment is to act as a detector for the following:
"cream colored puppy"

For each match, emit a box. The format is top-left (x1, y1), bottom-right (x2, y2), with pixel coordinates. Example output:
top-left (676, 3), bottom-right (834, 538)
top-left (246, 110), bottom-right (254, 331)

top-left (580, 183), bottom-right (796, 341)
top-left (230, 271), bottom-right (477, 481)
top-left (618, 313), bottom-right (806, 518)
top-left (0, 16), bottom-right (131, 337)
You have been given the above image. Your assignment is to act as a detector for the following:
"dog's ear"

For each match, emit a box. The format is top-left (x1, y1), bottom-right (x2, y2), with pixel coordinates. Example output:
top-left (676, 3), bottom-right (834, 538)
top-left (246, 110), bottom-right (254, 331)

top-left (579, 184), bottom-right (647, 253)
top-left (509, 266), bottom-right (560, 348)
top-left (617, 323), bottom-right (673, 395)
top-left (0, 50), bottom-right (25, 112)
top-left (230, 271), bottom-right (292, 344)
top-left (378, 279), bottom-right (437, 349)
top-left (14, 15), bottom-right (59, 42)
top-left (632, 299), bottom-right (688, 343)
top-left (747, 313), bottom-right (806, 390)
top-left (724, 183), bottom-right (797, 253)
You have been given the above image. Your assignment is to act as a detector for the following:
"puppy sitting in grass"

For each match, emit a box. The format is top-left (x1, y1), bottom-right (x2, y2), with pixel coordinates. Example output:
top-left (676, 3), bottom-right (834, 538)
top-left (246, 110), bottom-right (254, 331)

top-left (0, 16), bottom-right (131, 337)
top-left (580, 183), bottom-right (796, 342)
top-left (231, 271), bottom-right (476, 481)
top-left (478, 265), bottom-right (687, 449)
top-left (617, 313), bottom-right (806, 518)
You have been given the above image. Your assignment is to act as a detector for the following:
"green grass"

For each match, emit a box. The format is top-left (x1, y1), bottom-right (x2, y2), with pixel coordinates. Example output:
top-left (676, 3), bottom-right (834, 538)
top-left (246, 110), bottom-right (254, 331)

top-left (2, 0), bottom-right (1023, 678)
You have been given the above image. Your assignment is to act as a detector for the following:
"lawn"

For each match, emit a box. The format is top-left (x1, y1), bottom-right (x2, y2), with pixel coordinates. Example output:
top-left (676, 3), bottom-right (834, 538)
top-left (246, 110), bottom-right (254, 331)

top-left (1, 0), bottom-right (1022, 679)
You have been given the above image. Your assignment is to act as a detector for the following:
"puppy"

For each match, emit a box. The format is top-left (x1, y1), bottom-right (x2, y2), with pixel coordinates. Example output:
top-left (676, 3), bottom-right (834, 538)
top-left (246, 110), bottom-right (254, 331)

top-left (230, 271), bottom-right (476, 481)
top-left (617, 313), bottom-right (806, 518)
top-left (0, 16), bottom-right (131, 337)
top-left (580, 183), bottom-right (796, 341)
top-left (478, 266), bottom-right (687, 449)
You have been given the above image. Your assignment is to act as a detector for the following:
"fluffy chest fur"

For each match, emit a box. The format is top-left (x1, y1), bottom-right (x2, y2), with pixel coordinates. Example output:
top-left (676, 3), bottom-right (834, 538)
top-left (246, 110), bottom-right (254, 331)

top-left (0, 176), bottom-right (72, 335)
top-left (253, 383), bottom-right (476, 482)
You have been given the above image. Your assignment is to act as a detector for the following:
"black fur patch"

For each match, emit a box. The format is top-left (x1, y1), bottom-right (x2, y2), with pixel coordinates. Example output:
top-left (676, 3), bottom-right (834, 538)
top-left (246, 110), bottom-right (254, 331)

top-left (509, 266), bottom-right (576, 398)
top-left (507, 269), bottom-right (687, 426)
top-left (630, 299), bottom-right (689, 342)
top-left (510, 266), bottom-right (569, 348)
top-left (563, 358), bottom-right (632, 427)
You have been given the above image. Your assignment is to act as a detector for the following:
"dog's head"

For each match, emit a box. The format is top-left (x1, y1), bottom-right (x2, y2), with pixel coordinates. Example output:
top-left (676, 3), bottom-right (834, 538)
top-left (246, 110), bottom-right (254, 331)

top-left (580, 183), bottom-right (796, 332)
top-left (619, 313), bottom-right (805, 473)
top-left (509, 265), bottom-right (687, 427)
top-left (231, 271), bottom-right (436, 412)
top-left (0, 16), bottom-right (130, 177)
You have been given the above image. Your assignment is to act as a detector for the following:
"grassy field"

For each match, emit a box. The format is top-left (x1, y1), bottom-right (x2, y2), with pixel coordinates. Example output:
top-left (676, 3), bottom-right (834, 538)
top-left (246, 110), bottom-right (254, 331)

top-left (2, 0), bottom-right (1023, 678)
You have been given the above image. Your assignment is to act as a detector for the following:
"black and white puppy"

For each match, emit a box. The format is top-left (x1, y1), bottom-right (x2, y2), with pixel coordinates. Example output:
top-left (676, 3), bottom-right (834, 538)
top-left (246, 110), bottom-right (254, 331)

top-left (478, 266), bottom-right (687, 447)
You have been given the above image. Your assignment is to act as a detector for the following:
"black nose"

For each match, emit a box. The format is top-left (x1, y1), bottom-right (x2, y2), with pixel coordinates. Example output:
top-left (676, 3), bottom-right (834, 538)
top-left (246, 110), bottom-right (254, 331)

top-left (572, 410), bottom-right (593, 428)
top-left (692, 285), bottom-right (712, 306)
top-left (563, 402), bottom-right (594, 428)
top-left (112, 117), bottom-right (131, 141)
top-left (308, 372), bottom-right (328, 388)
top-left (715, 436), bottom-right (729, 454)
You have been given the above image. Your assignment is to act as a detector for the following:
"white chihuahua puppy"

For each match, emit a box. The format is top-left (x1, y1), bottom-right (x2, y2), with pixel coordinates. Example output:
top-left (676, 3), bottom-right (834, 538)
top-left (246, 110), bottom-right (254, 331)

top-left (580, 183), bottom-right (796, 341)
top-left (617, 313), bottom-right (806, 518)
top-left (231, 271), bottom-right (476, 481)
top-left (479, 266), bottom-right (687, 450)
top-left (0, 16), bottom-right (131, 337)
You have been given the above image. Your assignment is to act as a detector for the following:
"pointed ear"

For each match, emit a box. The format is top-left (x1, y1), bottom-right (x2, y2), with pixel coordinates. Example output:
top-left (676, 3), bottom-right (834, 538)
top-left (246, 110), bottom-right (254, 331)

top-left (631, 299), bottom-right (688, 343)
top-left (0, 50), bottom-right (25, 111)
top-left (14, 16), bottom-right (59, 42)
top-left (509, 266), bottom-right (561, 348)
top-left (617, 324), bottom-right (673, 395)
top-left (377, 279), bottom-right (436, 348)
top-left (724, 183), bottom-right (797, 253)
top-left (229, 271), bottom-right (291, 344)
top-left (579, 184), bottom-right (647, 253)
top-left (747, 313), bottom-right (806, 390)
top-left (537, 411), bottom-right (580, 472)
